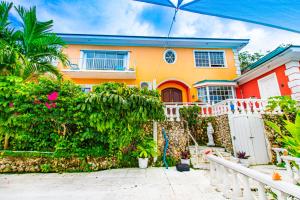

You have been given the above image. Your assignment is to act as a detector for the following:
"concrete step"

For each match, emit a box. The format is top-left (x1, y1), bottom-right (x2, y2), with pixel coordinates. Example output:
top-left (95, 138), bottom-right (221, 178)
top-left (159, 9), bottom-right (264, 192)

top-left (189, 145), bottom-right (232, 169)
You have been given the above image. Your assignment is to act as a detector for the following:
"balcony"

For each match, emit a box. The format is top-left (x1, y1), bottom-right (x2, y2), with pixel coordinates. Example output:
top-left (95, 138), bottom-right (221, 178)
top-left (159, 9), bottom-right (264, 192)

top-left (60, 58), bottom-right (136, 79)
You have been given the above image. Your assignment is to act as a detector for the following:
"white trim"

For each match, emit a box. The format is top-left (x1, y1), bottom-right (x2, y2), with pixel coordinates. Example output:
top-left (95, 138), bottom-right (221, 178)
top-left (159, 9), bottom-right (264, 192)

top-left (233, 49), bottom-right (241, 75)
top-left (193, 50), bottom-right (227, 68)
top-left (194, 81), bottom-right (237, 88)
top-left (157, 79), bottom-right (191, 88)
top-left (163, 49), bottom-right (177, 64)
top-left (79, 49), bottom-right (130, 70)
top-left (257, 73), bottom-right (281, 99)
top-left (196, 85), bottom-right (236, 104)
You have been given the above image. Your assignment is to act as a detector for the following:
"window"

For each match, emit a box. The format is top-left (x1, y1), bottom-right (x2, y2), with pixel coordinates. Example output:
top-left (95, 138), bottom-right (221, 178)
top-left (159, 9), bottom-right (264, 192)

top-left (197, 86), bottom-right (234, 104)
top-left (80, 84), bottom-right (94, 93)
top-left (194, 51), bottom-right (225, 68)
top-left (164, 49), bottom-right (176, 64)
top-left (81, 50), bottom-right (128, 70)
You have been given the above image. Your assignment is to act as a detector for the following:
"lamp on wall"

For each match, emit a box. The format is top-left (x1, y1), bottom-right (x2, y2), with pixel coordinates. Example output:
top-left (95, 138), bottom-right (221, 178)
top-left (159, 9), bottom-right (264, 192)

top-left (192, 94), bottom-right (195, 99)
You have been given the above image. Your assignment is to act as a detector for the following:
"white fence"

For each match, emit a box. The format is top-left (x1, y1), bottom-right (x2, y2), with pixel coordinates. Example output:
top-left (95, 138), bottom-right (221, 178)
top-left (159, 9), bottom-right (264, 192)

top-left (207, 154), bottom-right (300, 199)
top-left (164, 99), bottom-right (282, 120)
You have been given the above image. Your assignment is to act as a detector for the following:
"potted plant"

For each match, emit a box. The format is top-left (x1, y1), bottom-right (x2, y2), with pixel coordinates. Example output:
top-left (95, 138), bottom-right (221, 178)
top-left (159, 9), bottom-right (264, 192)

top-left (135, 138), bottom-right (157, 169)
top-left (236, 151), bottom-right (250, 167)
top-left (180, 150), bottom-right (191, 165)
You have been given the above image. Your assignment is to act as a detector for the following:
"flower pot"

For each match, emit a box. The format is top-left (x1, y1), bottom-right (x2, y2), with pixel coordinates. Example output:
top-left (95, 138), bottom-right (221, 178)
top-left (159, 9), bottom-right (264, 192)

top-left (181, 159), bottom-right (190, 165)
top-left (138, 158), bottom-right (149, 169)
top-left (239, 158), bottom-right (250, 167)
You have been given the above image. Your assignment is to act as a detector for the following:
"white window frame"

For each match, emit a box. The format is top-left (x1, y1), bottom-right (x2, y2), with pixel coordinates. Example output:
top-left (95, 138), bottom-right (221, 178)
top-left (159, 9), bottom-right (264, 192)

top-left (163, 49), bottom-right (177, 64)
top-left (193, 50), bottom-right (227, 68)
top-left (198, 85), bottom-right (235, 104)
top-left (79, 49), bottom-right (130, 70)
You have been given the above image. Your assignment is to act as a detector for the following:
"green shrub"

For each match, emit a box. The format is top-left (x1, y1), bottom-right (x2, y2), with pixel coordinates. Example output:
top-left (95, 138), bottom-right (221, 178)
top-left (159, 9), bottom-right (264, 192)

top-left (40, 164), bottom-right (51, 173)
top-left (0, 78), bottom-right (164, 161)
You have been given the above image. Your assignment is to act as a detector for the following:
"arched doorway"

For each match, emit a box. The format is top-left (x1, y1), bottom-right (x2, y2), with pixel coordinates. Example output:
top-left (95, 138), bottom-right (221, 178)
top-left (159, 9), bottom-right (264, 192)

top-left (161, 88), bottom-right (182, 103)
top-left (157, 79), bottom-right (190, 103)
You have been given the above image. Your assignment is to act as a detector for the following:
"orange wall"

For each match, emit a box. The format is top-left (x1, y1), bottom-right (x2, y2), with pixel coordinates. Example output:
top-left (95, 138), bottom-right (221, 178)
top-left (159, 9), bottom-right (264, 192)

top-left (236, 65), bottom-right (291, 98)
top-left (61, 45), bottom-right (238, 101)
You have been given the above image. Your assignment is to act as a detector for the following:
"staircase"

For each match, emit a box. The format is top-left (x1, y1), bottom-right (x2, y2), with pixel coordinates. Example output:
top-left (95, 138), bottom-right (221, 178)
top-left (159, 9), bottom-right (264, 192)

top-left (189, 145), bottom-right (232, 169)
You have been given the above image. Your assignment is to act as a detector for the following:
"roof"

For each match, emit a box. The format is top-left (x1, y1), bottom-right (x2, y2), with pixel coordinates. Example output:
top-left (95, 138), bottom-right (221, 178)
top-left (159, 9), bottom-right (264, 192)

top-left (193, 79), bottom-right (237, 87)
top-left (237, 45), bottom-right (300, 85)
top-left (242, 46), bottom-right (293, 73)
top-left (57, 33), bottom-right (249, 50)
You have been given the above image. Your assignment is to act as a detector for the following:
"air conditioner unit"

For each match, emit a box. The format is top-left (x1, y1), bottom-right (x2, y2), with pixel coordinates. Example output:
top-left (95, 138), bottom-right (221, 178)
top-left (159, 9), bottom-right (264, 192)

top-left (140, 81), bottom-right (153, 90)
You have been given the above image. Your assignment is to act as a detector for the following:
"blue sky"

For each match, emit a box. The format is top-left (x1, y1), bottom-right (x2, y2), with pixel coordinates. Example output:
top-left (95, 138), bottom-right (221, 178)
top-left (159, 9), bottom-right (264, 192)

top-left (10, 0), bottom-right (300, 53)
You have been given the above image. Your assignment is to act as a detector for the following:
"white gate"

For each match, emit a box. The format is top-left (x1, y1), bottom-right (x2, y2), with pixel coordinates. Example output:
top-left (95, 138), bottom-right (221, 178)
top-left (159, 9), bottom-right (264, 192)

top-left (228, 114), bottom-right (270, 165)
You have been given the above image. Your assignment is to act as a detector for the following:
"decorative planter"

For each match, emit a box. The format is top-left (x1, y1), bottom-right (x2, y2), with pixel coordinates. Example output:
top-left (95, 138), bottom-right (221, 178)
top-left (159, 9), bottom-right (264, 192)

top-left (181, 159), bottom-right (190, 165)
top-left (138, 158), bottom-right (149, 169)
top-left (239, 158), bottom-right (250, 167)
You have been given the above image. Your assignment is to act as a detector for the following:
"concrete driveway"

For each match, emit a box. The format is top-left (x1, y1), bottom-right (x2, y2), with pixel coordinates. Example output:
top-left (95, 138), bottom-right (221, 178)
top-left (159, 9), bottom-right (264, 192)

top-left (0, 167), bottom-right (224, 200)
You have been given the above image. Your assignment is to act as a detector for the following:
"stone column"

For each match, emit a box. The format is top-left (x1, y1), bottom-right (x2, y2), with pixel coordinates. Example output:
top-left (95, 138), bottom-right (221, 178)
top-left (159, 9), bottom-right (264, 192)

top-left (285, 61), bottom-right (300, 101)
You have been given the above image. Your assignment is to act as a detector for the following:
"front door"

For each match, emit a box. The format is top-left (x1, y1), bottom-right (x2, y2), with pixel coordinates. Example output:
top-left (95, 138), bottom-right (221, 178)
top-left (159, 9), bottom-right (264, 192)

top-left (258, 73), bottom-right (281, 99)
top-left (161, 88), bottom-right (183, 103)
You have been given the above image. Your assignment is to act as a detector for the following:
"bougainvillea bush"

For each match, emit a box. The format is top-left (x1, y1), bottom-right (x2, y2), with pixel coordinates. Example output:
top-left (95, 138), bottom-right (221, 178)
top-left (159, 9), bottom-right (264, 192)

top-left (0, 77), bottom-right (164, 159)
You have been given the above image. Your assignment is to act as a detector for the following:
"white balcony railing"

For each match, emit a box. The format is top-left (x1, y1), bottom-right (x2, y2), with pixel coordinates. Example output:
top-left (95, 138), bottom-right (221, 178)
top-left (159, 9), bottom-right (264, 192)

top-left (164, 98), bottom-right (283, 120)
top-left (207, 154), bottom-right (300, 199)
top-left (65, 58), bottom-right (133, 71)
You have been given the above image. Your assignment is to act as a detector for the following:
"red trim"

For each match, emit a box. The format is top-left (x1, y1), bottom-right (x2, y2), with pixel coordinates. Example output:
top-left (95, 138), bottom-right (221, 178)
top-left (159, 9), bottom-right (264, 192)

top-left (158, 80), bottom-right (190, 101)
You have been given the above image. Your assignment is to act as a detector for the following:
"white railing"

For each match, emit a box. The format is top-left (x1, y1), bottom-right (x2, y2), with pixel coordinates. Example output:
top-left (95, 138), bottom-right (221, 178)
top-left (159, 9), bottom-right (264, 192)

top-left (207, 154), bottom-right (300, 199)
top-left (164, 102), bottom-right (212, 121)
top-left (63, 58), bottom-right (134, 71)
top-left (164, 98), bottom-right (283, 121)
top-left (281, 156), bottom-right (300, 184)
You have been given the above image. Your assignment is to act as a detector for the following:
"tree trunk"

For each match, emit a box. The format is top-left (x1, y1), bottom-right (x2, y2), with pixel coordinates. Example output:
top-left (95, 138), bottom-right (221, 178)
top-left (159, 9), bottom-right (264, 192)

top-left (4, 134), bottom-right (9, 150)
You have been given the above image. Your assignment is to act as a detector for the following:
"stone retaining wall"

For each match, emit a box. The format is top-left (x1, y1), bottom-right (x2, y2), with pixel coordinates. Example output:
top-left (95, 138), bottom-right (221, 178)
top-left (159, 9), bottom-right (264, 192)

top-left (144, 116), bottom-right (233, 159)
top-left (0, 156), bottom-right (117, 173)
top-left (213, 115), bottom-right (233, 153)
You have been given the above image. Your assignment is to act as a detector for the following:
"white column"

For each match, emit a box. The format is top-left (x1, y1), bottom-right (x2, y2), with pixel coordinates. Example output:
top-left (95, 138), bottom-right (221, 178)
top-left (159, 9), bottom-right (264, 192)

top-left (233, 49), bottom-right (241, 75)
top-left (285, 61), bottom-right (300, 101)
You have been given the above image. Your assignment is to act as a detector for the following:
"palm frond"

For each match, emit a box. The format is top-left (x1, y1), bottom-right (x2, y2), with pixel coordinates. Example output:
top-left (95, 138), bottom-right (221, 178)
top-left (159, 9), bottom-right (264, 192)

top-left (0, 1), bottom-right (13, 32)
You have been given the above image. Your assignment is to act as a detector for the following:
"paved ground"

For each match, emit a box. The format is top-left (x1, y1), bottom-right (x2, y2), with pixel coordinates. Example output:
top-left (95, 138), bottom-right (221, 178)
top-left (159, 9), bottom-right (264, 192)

top-left (0, 167), bottom-right (225, 200)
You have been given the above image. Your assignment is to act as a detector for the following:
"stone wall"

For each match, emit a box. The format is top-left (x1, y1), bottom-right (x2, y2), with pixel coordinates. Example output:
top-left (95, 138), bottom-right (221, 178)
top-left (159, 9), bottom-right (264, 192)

top-left (144, 121), bottom-right (188, 160)
top-left (262, 114), bottom-right (287, 163)
top-left (0, 156), bottom-right (117, 173)
top-left (144, 116), bottom-right (233, 159)
top-left (213, 115), bottom-right (233, 153)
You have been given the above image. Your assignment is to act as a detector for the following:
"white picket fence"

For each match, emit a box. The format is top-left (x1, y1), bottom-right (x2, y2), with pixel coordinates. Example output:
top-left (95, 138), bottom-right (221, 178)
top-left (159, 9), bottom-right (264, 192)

top-left (164, 99), bottom-right (282, 121)
top-left (207, 154), bottom-right (300, 199)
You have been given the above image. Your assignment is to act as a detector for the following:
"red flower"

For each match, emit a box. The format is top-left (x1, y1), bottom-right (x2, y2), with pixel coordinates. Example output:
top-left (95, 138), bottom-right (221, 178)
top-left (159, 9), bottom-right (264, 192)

top-left (9, 102), bottom-right (14, 108)
top-left (48, 92), bottom-right (58, 101)
top-left (52, 103), bottom-right (57, 108)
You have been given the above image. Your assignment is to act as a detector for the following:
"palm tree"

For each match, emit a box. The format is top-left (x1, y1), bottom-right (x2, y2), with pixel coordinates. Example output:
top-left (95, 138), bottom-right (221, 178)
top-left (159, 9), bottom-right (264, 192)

top-left (0, 1), bottom-right (68, 81)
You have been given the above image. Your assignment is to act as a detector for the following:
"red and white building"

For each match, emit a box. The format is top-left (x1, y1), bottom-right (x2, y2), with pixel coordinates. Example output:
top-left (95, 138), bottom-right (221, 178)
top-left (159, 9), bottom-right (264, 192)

top-left (236, 45), bottom-right (300, 101)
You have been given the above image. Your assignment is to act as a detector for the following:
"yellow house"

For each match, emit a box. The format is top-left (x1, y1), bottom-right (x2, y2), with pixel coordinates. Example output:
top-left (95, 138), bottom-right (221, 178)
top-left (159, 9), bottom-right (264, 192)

top-left (57, 34), bottom-right (249, 104)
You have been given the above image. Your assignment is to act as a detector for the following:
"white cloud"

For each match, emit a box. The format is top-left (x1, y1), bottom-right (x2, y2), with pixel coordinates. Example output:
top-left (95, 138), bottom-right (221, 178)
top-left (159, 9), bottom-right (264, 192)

top-left (172, 11), bottom-right (300, 53)
top-left (11, 0), bottom-right (300, 53)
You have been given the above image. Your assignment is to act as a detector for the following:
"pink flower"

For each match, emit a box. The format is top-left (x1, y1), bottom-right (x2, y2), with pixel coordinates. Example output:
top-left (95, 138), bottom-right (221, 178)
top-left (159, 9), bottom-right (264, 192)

top-left (52, 103), bottom-right (57, 108)
top-left (9, 102), bottom-right (14, 108)
top-left (45, 102), bottom-right (51, 109)
top-left (48, 92), bottom-right (58, 101)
